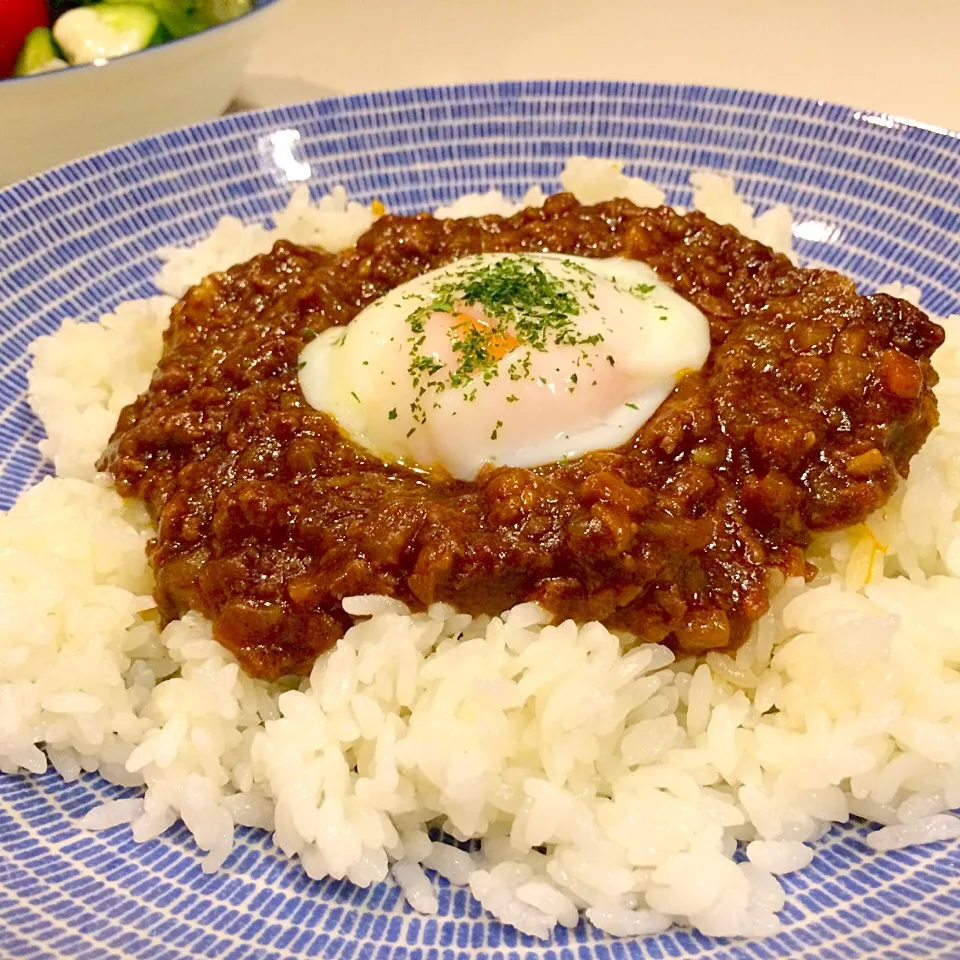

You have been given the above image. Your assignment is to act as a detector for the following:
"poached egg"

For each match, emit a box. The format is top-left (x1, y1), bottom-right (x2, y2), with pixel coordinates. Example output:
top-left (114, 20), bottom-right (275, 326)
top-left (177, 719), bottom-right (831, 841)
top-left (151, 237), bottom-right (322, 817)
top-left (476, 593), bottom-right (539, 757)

top-left (299, 253), bottom-right (710, 480)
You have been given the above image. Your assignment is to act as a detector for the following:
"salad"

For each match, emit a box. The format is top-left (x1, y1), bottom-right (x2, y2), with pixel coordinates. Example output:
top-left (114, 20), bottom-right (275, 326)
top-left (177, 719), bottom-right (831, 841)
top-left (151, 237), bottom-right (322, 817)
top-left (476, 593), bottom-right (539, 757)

top-left (2, 0), bottom-right (252, 78)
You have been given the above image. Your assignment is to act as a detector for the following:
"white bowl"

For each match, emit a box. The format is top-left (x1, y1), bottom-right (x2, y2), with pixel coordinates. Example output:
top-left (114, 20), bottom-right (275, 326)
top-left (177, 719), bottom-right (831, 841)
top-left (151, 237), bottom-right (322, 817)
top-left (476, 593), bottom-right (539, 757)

top-left (0, 0), bottom-right (288, 186)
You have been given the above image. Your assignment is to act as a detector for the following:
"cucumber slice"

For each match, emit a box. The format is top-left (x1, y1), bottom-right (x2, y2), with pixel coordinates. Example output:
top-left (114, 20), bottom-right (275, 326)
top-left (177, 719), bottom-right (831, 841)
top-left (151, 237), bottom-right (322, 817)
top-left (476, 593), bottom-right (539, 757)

top-left (14, 28), bottom-right (68, 76)
top-left (196, 0), bottom-right (251, 25)
top-left (103, 0), bottom-right (205, 40)
top-left (53, 4), bottom-right (165, 65)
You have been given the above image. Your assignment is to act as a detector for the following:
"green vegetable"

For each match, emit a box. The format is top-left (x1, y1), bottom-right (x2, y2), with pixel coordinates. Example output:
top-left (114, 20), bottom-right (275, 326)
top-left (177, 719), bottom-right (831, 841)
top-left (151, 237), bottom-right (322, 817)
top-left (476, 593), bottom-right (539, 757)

top-left (54, 4), bottom-right (167, 65)
top-left (14, 27), bottom-right (67, 76)
top-left (48, 0), bottom-right (252, 61)
top-left (196, 0), bottom-right (252, 24)
top-left (102, 0), bottom-right (203, 38)
top-left (102, 0), bottom-right (252, 36)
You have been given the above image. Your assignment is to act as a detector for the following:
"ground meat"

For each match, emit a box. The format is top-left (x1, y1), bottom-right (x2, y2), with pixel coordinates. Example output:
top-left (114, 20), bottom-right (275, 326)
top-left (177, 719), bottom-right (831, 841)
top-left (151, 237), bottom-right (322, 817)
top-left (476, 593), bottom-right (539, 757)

top-left (100, 195), bottom-right (945, 681)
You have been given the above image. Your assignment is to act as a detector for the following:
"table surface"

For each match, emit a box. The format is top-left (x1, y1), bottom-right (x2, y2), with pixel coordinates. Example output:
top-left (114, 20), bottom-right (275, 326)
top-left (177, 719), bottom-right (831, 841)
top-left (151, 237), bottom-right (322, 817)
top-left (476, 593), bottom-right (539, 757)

top-left (240, 0), bottom-right (958, 133)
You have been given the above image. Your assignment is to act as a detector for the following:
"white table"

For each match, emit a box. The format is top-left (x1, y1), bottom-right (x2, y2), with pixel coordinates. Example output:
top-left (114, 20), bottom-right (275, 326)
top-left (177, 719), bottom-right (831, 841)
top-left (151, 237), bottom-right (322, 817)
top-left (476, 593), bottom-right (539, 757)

top-left (240, 0), bottom-right (958, 133)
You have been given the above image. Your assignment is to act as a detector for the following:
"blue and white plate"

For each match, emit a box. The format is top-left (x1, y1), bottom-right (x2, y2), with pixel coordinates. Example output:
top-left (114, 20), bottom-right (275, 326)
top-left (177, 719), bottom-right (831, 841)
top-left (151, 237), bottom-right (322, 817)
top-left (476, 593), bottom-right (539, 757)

top-left (1, 81), bottom-right (959, 960)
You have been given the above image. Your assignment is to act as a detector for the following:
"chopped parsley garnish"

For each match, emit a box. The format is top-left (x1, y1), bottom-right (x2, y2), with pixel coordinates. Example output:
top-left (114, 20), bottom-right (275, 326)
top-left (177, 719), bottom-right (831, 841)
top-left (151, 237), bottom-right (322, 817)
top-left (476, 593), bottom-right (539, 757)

top-left (303, 326), bottom-right (317, 340)
top-left (631, 282), bottom-right (656, 298)
top-left (351, 391), bottom-right (360, 403)
top-left (507, 352), bottom-right (533, 382)
top-left (506, 394), bottom-right (519, 403)
top-left (625, 402), bottom-right (638, 410)
top-left (388, 408), bottom-right (398, 420)
top-left (402, 255), bottom-right (608, 426)
top-left (491, 420), bottom-right (503, 440)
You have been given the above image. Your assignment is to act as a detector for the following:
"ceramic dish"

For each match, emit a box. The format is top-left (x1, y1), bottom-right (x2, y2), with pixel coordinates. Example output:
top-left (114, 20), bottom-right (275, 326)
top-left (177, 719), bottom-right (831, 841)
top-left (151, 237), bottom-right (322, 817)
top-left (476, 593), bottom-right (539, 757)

top-left (0, 0), bottom-right (288, 186)
top-left (0, 81), bottom-right (958, 960)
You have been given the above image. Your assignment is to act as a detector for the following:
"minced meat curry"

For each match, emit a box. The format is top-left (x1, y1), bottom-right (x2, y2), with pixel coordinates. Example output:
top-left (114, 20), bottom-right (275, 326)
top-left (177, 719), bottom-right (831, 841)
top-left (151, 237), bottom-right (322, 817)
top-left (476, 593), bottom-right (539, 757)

top-left (100, 194), bottom-right (945, 681)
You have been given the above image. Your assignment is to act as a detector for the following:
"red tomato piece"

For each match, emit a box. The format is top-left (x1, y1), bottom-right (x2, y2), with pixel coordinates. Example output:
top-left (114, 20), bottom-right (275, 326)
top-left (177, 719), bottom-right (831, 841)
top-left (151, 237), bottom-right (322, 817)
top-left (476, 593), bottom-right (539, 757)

top-left (0, 0), bottom-right (50, 77)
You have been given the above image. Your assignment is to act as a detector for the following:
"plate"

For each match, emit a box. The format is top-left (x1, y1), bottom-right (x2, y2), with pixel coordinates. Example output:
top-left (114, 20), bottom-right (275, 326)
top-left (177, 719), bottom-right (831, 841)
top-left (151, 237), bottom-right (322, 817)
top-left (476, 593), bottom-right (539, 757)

top-left (1, 81), bottom-right (959, 960)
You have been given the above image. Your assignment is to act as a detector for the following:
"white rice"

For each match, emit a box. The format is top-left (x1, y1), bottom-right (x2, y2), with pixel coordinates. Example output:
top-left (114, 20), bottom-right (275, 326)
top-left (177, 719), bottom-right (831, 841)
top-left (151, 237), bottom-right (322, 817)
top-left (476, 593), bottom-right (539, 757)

top-left (3, 157), bottom-right (958, 940)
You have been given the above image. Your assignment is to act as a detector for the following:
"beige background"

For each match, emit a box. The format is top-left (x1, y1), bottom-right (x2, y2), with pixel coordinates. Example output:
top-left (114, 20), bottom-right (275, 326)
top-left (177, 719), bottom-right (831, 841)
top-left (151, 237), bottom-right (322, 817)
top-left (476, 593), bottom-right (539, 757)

top-left (241, 0), bottom-right (958, 132)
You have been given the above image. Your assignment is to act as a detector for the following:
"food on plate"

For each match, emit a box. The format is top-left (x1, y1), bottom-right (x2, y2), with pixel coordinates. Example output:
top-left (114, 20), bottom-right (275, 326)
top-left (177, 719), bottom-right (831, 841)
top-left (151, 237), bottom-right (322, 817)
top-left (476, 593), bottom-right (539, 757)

top-left (5, 0), bottom-right (251, 77)
top-left (6, 160), bottom-right (960, 942)
top-left (100, 195), bottom-right (943, 681)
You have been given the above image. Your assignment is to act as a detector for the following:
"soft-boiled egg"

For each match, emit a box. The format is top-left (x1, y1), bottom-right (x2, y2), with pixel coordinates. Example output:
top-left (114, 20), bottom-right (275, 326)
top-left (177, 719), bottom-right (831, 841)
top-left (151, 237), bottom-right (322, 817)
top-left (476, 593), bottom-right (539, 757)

top-left (298, 253), bottom-right (710, 480)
